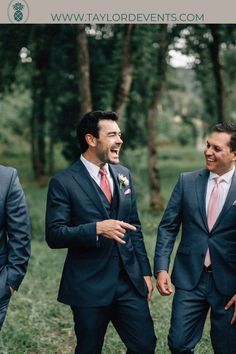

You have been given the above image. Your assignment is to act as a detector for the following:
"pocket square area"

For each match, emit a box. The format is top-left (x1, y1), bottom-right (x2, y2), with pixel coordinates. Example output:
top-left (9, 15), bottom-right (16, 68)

top-left (124, 188), bottom-right (131, 195)
top-left (233, 200), bottom-right (236, 205)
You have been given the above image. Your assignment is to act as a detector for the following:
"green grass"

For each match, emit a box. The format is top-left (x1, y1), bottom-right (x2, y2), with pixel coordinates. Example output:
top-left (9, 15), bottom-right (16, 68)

top-left (0, 145), bottom-right (213, 353)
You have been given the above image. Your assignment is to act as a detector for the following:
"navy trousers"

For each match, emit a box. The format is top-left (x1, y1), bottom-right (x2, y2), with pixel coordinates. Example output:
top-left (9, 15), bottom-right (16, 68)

top-left (168, 269), bottom-right (236, 354)
top-left (0, 287), bottom-right (11, 330)
top-left (71, 269), bottom-right (156, 354)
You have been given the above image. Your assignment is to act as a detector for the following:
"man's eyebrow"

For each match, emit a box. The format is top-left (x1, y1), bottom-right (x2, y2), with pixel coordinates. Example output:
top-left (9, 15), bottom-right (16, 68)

top-left (208, 141), bottom-right (222, 149)
top-left (107, 131), bottom-right (121, 135)
top-left (206, 140), bottom-right (223, 148)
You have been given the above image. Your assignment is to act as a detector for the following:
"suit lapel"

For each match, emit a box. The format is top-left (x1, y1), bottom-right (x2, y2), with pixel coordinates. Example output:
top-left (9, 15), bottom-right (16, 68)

top-left (212, 170), bottom-right (236, 230)
top-left (109, 165), bottom-right (128, 221)
top-left (71, 160), bottom-right (109, 219)
top-left (195, 169), bottom-right (209, 230)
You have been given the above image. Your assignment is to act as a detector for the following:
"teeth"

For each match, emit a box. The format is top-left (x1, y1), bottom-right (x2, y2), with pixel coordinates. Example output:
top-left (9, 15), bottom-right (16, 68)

top-left (111, 150), bottom-right (118, 155)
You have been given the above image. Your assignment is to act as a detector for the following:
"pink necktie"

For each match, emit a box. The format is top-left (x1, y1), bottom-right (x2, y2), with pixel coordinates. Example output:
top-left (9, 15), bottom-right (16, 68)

top-left (204, 176), bottom-right (222, 267)
top-left (99, 167), bottom-right (112, 203)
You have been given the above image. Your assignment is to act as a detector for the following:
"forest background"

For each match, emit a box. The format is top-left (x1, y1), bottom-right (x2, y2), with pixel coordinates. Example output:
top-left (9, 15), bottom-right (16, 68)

top-left (0, 24), bottom-right (236, 353)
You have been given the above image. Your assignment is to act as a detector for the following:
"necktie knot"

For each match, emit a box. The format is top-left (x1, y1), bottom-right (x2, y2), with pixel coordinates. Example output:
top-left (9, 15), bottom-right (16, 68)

top-left (99, 167), bottom-right (107, 176)
top-left (214, 176), bottom-right (223, 185)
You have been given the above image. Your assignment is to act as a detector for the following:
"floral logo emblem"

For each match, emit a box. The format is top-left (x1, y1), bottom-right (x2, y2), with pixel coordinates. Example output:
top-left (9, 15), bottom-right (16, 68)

top-left (8, 0), bottom-right (29, 23)
top-left (118, 174), bottom-right (129, 189)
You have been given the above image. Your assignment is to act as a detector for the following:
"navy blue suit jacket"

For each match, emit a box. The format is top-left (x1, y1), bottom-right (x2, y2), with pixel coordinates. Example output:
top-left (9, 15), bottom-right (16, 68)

top-left (0, 166), bottom-right (30, 300)
top-left (46, 160), bottom-right (151, 306)
top-left (154, 168), bottom-right (236, 296)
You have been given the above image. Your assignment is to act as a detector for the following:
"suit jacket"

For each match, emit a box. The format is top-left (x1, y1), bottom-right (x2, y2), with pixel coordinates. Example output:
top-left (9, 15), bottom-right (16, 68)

top-left (46, 160), bottom-right (151, 306)
top-left (154, 168), bottom-right (236, 296)
top-left (0, 166), bottom-right (30, 300)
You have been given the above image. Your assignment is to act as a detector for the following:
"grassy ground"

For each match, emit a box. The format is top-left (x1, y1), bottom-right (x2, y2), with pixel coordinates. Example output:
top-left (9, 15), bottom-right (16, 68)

top-left (0, 145), bottom-right (214, 353)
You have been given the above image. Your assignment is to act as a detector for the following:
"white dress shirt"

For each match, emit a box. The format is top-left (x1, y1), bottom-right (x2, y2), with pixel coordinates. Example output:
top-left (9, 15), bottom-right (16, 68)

top-left (205, 166), bottom-right (235, 215)
top-left (80, 155), bottom-right (114, 195)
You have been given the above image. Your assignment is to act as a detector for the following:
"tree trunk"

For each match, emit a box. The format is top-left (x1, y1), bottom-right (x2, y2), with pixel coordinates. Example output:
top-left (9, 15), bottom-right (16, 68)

top-left (48, 127), bottom-right (55, 175)
top-left (208, 25), bottom-right (227, 123)
top-left (114, 25), bottom-right (135, 124)
top-left (147, 25), bottom-right (169, 214)
top-left (31, 29), bottom-right (49, 185)
top-left (77, 25), bottom-right (92, 116)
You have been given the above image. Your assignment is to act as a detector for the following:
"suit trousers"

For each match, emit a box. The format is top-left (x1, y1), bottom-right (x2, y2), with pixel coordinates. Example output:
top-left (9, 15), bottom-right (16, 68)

top-left (0, 288), bottom-right (11, 330)
top-left (168, 269), bottom-right (236, 354)
top-left (71, 267), bottom-right (156, 354)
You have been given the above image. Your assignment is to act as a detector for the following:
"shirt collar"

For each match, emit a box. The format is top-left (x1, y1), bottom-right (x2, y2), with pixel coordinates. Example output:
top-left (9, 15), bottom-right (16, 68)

top-left (80, 155), bottom-right (110, 179)
top-left (209, 165), bottom-right (235, 184)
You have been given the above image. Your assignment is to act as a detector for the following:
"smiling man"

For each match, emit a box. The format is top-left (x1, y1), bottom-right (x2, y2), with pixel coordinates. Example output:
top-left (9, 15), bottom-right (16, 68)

top-left (154, 122), bottom-right (236, 354)
top-left (46, 111), bottom-right (156, 354)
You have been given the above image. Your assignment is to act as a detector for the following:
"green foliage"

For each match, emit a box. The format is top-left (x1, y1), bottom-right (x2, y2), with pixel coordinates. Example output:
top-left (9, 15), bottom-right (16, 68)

top-left (89, 25), bottom-right (124, 110)
top-left (124, 25), bottom-right (166, 147)
top-left (223, 47), bottom-right (236, 121)
top-left (122, 145), bottom-right (204, 208)
top-left (0, 25), bottom-right (29, 92)
top-left (1, 24), bottom-right (236, 172)
top-left (0, 85), bottom-right (31, 145)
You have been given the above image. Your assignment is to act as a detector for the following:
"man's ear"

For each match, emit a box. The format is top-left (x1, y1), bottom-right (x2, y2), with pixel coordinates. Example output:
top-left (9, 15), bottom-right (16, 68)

top-left (85, 134), bottom-right (97, 148)
top-left (232, 150), bottom-right (236, 162)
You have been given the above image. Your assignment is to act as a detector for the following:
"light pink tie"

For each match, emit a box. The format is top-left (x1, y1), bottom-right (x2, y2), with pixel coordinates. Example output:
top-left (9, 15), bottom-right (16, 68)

top-left (99, 167), bottom-right (112, 203)
top-left (204, 176), bottom-right (222, 267)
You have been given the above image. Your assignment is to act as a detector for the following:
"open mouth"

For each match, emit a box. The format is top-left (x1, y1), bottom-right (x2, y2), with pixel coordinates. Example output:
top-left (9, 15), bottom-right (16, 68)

top-left (111, 148), bottom-right (119, 157)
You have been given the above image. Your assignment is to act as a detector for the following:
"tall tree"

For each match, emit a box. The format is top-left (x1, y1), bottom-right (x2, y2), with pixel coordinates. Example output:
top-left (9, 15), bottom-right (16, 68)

top-left (113, 24), bottom-right (135, 124)
top-left (208, 25), bottom-right (227, 123)
top-left (29, 26), bottom-right (61, 183)
top-left (147, 25), bottom-right (169, 213)
top-left (77, 25), bottom-right (92, 116)
top-left (179, 24), bottom-right (232, 126)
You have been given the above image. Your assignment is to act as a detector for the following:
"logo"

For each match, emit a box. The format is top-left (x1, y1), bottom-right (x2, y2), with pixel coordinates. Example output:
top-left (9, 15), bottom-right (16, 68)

top-left (8, 0), bottom-right (29, 23)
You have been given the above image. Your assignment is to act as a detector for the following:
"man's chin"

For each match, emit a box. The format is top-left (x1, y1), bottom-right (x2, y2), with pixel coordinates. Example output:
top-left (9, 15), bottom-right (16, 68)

top-left (108, 157), bottom-right (120, 165)
top-left (206, 162), bottom-right (214, 171)
top-left (206, 164), bottom-right (218, 174)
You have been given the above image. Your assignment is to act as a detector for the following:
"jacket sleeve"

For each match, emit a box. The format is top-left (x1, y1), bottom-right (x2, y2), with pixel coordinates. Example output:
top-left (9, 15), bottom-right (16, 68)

top-left (128, 173), bottom-right (152, 276)
top-left (45, 176), bottom-right (98, 249)
top-left (154, 174), bottom-right (183, 275)
top-left (6, 169), bottom-right (31, 290)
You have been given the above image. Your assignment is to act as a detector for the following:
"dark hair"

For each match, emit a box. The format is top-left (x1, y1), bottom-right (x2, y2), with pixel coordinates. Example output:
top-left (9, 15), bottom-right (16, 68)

top-left (76, 111), bottom-right (119, 153)
top-left (213, 122), bottom-right (236, 151)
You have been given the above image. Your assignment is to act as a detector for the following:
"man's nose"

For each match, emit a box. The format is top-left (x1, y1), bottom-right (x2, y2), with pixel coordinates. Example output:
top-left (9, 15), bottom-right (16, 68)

top-left (205, 147), bottom-right (213, 155)
top-left (117, 136), bottom-right (123, 144)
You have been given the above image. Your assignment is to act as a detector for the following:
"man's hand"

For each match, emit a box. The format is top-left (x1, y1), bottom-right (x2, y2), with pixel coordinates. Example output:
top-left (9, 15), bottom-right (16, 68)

top-left (144, 276), bottom-right (154, 302)
top-left (225, 294), bottom-right (236, 325)
top-left (96, 220), bottom-right (136, 244)
top-left (156, 271), bottom-right (173, 296)
top-left (9, 287), bottom-right (15, 296)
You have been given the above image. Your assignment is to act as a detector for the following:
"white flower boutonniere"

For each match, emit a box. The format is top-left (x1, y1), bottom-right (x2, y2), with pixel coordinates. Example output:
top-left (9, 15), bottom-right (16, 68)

top-left (118, 174), bottom-right (129, 189)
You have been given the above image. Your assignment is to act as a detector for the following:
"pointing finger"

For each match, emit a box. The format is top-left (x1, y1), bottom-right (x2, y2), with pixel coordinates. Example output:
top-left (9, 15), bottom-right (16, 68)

top-left (119, 221), bottom-right (136, 231)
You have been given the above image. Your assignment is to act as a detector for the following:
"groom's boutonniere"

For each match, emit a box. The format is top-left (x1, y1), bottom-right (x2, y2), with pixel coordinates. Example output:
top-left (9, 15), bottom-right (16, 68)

top-left (118, 174), bottom-right (129, 189)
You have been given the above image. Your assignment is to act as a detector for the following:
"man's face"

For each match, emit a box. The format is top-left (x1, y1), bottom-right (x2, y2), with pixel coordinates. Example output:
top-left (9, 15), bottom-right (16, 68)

top-left (94, 120), bottom-right (123, 165)
top-left (204, 132), bottom-right (236, 175)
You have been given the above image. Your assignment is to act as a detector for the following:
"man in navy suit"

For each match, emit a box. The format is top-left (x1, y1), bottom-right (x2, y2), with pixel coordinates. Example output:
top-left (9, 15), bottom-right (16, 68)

top-left (0, 166), bottom-right (30, 330)
top-left (154, 122), bottom-right (236, 354)
top-left (46, 111), bottom-right (156, 354)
